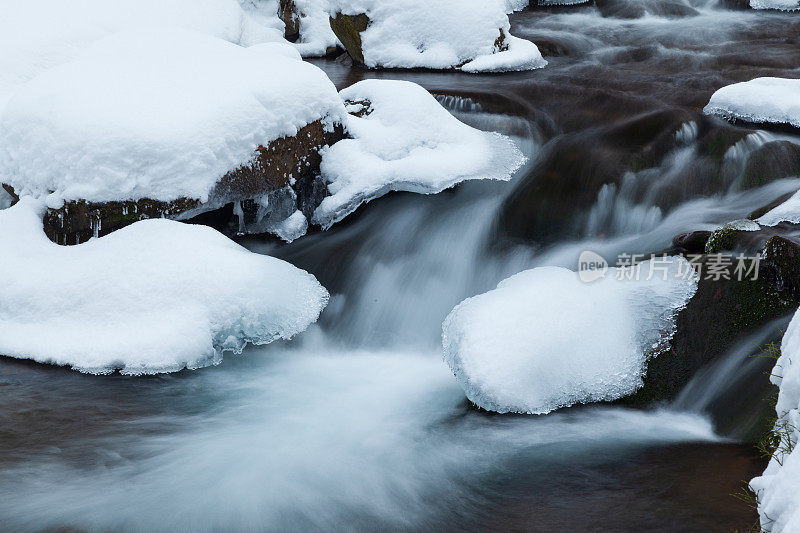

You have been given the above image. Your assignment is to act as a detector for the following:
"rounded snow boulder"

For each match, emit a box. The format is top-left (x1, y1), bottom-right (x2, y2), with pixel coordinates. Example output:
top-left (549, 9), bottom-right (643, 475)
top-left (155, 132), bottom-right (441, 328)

top-left (442, 257), bottom-right (698, 414)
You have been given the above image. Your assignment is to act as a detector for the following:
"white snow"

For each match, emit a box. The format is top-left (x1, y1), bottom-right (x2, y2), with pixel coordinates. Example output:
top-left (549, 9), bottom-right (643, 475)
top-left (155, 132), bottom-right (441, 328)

top-left (758, 189), bottom-right (800, 226)
top-left (505, 0), bottom-right (530, 11)
top-left (0, 198), bottom-right (328, 375)
top-left (329, 0), bottom-right (546, 72)
top-left (0, 0), bottom-right (285, 107)
top-left (0, 28), bottom-right (346, 204)
top-left (312, 80), bottom-right (526, 228)
top-left (751, 307), bottom-right (800, 532)
top-left (293, 0), bottom-right (342, 56)
top-left (750, 0), bottom-right (800, 10)
top-left (704, 78), bottom-right (800, 130)
top-left (442, 257), bottom-right (699, 414)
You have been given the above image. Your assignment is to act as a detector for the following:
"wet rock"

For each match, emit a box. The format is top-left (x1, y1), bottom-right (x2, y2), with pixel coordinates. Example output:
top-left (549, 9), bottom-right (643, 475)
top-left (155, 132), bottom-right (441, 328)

top-left (749, 191), bottom-right (796, 219)
top-left (740, 140), bottom-right (800, 190)
top-left (762, 235), bottom-right (800, 297)
top-left (532, 37), bottom-right (574, 57)
top-left (620, 253), bottom-right (799, 416)
top-left (673, 230), bottom-right (712, 254)
top-left (499, 108), bottom-right (698, 243)
top-left (279, 0), bottom-right (300, 42)
top-left (19, 120), bottom-right (345, 245)
top-left (329, 12), bottom-right (370, 66)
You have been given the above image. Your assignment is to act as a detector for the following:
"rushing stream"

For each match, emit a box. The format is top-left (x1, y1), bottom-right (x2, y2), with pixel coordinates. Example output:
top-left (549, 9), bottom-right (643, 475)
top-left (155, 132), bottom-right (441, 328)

top-left (2, 1), bottom-right (800, 531)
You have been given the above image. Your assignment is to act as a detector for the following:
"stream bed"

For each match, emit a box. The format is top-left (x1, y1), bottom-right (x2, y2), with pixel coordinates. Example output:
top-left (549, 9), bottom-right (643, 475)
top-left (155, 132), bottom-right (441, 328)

top-left (2, 1), bottom-right (799, 531)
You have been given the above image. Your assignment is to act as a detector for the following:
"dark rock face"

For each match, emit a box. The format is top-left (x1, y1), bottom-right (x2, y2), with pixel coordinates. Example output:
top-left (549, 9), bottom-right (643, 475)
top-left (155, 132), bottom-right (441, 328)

top-left (621, 253), bottom-right (799, 408)
top-left (740, 140), bottom-right (800, 189)
top-left (279, 0), bottom-right (300, 42)
top-left (673, 230), bottom-right (712, 254)
top-left (7, 120), bottom-right (345, 245)
top-left (329, 12), bottom-right (370, 66)
top-left (499, 109), bottom-right (716, 243)
top-left (619, 233), bottom-right (800, 440)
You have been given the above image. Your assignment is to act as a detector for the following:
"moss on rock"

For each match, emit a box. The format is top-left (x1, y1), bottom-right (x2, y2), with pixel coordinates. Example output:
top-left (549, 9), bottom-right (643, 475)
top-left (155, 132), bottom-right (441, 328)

top-left (329, 12), bottom-right (370, 65)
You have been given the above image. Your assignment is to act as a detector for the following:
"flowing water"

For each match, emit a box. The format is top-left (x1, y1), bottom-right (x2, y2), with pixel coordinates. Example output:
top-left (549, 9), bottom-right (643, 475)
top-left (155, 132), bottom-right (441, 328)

top-left (2, 2), bottom-right (800, 531)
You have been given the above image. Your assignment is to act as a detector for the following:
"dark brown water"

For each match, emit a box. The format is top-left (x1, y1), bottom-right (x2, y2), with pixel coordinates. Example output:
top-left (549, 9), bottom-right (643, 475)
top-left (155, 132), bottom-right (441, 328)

top-left (2, 2), bottom-right (799, 531)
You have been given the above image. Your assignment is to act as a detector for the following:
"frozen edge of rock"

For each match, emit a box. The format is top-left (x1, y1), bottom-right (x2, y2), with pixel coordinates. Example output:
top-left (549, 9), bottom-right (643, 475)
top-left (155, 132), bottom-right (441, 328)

top-left (703, 78), bottom-right (800, 131)
top-left (311, 79), bottom-right (526, 229)
top-left (0, 198), bottom-right (329, 375)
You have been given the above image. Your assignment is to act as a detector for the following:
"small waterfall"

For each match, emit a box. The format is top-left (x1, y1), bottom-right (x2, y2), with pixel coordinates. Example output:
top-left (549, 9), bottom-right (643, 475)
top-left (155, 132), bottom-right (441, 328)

top-left (673, 316), bottom-right (792, 440)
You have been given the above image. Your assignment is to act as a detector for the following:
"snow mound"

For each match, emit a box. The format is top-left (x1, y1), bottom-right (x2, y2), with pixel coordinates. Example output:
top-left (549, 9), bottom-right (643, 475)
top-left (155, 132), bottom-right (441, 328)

top-left (751, 308), bottom-right (800, 532)
top-left (312, 80), bottom-right (525, 228)
top-left (506, 0), bottom-right (530, 11)
top-left (442, 257), bottom-right (699, 414)
top-left (0, 198), bottom-right (328, 375)
top-left (704, 78), bottom-right (800, 130)
top-left (758, 189), bottom-right (800, 226)
top-left (0, 28), bottom-right (346, 204)
top-left (0, 0), bottom-right (284, 107)
top-left (329, 0), bottom-right (546, 72)
top-left (750, 0), bottom-right (800, 10)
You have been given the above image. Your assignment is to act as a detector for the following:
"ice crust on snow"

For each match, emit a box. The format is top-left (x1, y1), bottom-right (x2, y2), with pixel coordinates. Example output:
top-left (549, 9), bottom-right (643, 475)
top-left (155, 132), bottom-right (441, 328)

top-left (312, 80), bottom-right (526, 228)
top-left (750, 0), bottom-right (800, 10)
top-left (0, 198), bottom-right (328, 375)
top-left (328, 0), bottom-right (546, 72)
top-left (751, 308), bottom-right (800, 532)
top-left (704, 78), bottom-right (800, 130)
top-left (0, 29), bottom-right (346, 204)
top-left (757, 189), bottom-right (800, 226)
top-left (442, 257), bottom-right (699, 414)
top-left (0, 0), bottom-right (285, 107)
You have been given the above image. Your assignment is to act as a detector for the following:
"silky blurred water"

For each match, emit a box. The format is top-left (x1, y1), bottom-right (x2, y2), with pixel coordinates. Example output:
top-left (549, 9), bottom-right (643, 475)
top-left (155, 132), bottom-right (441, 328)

top-left (3, 2), bottom-right (799, 530)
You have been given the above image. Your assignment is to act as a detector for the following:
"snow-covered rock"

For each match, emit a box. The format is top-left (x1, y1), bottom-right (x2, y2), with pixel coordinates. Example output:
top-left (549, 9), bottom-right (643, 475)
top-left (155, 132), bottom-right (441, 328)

top-left (312, 80), bottom-right (526, 228)
top-left (0, 198), bottom-right (328, 375)
top-left (751, 307), bottom-right (800, 532)
top-left (328, 0), bottom-right (546, 72)
top-left (750, 0), bottom-right (800, 10)
top-left (442, 257), bottom-right (699, 414)
top-left (704, 78), bottom-right (800, 131)
top-left (757, 189), bottom-right (800, 226)
top-left (0, 0), bottom-right (285, 108)
top-left (0, 28), bottom-right (345, 205)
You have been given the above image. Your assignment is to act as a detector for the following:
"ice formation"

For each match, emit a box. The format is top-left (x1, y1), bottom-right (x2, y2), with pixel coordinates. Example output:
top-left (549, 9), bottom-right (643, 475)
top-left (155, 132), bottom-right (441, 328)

top-left (704, 78), bottom-right (800, 130)
top-left (0, 28), bottom-right (346, 204)
top-left (757, 189), bottom-right (800, 226)
top-left (328, 0), bottom-right (546, 72)
top-left (751, 307), bottom-right (800, 532)
top-left (750, 0), bottom-right (800, 10)
top-left (442, 257), bottom-right (699, 414)
top-left (0, 198), bottom-right (328, 375)
top-left (312, 79), bottom-right (526, 228)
